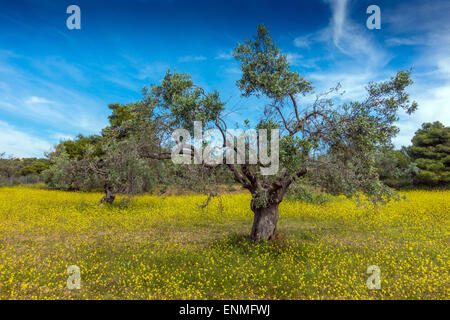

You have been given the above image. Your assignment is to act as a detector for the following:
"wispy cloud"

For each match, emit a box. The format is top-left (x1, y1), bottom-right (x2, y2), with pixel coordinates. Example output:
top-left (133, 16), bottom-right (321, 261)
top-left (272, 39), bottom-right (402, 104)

top-left (324, 0), bottom-right (387, 64)
top-left (25, 96), bottom-right (54, 105)
top-left (285, 53), bottom-right (303, 66)
top-left (215, 52), bottom-right (233, 60)
top-left (118, 55), bottom-right (170, 81)
top-left (394, 82), bottom-right (450, 147)
top-left (293, 34), bottom-right (314, 48)
top-left (33, 56), bottom-right (87, 84)
top-left (0, 120), bottom-right (52, 157)
top-left (307, 70), bottom-right (376, 101)
top-left (178, 55), bottom-right (207, 62)
top-left (288, 0), bottom-right (433, 149)
top-left (136, 62), bottom-right (170, 80)
top-left (385, 37), bottom-right (422, 47)
top-left (0, 52), bottom-right (108, 134)
top-left (292, 0), bottom-right (387, 66)
top-left (327, 0), bottom-right (347, 48)
top-left (224, 67), bottom-right (242, 74)
top-left (290, 0), bottom-right (389, 99)
top-left (383, 0), bottom-right (450, 146)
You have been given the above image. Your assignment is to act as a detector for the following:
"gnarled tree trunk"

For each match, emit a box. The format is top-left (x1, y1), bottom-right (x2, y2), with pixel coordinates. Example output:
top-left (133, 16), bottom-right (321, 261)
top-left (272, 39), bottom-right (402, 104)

top-left (99, 182), bottom-right (115, 205)
top-left (250, 202), bottom-right (279, 241)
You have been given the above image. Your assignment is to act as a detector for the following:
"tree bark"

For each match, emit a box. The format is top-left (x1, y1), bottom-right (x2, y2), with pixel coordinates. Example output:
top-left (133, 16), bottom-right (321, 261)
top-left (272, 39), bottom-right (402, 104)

top-left (99, 183), bottom-right (115, 205)
top-left (250, 202), bottom-right (279, 241)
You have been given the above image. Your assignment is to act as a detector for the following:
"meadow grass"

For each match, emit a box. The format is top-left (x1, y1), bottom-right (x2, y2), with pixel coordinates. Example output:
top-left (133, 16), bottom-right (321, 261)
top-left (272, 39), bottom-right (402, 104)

top-left (0, 186), bottom-right (448, 299)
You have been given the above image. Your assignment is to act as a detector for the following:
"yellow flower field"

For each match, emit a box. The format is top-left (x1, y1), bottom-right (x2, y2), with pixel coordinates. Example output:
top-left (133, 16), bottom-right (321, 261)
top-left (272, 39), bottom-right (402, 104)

top-left (0, 186), bottom-right (448, 299)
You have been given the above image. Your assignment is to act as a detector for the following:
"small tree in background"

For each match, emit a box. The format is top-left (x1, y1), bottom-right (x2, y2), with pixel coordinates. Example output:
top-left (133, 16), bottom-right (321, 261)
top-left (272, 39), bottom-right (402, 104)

top-left (375, 146), bottom-right (417, 188)
top-left (43, 134), bottom-right (104, 191)
top-left (407, 121), bottom-right (450, 186)
top-left (44, 133), bottom-right (159, 205)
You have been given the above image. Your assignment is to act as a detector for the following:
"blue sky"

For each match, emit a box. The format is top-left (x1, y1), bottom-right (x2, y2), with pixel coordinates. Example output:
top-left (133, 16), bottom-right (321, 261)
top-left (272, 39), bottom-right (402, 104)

top-left (0, 0), bottom-right (449, 157)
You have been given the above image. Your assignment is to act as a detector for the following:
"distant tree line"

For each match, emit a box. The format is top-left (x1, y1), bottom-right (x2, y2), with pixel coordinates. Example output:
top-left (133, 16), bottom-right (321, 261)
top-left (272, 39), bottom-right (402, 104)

top-left (0, 154), bottom-right (50, 185)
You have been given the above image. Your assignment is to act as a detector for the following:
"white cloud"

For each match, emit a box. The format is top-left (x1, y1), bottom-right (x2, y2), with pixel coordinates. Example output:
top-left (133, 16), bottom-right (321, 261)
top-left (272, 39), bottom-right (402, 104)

top-left (435, 56), bottom-right (450, 77)
top-left (52, 132), bottom-right (75, 142)
top-left (178, 55), bottom-right (207, 62)
top-left (385, 37), bottom-right (422, 47)
top-left (392, 120), bottom-right (418, 147)
top-left (288, 0), bottom-right (442, 147)
top-left (381, 0), bottom-right (450, 147)
top-left (25, 96), bottom-right (54, 104)
top-left (394, 84), bottom-right (450, 147)
top-left (293, 34), bottom-right (313, 48)
top-left (292, 0), bottom-right (388, 67)
top-left (136, 62), bottom-right (170, 80)
top-left (324, 0), bottom-right (387, 64)
top-left (327, 0), bottom-right (347, 47)
top-left (0, 121), bottom-right (52, 158)
top-left (224, 67), bottom-right (242, 74)
top-left (306, 67), bottom-right (384, 101)
top-left (0, 55), bottom-right (107, 134)
top-left (285, 53), bottom-right (303, 66)
top-left (215, 52), bottom-right (233, 60)
top-left (411, 83), bottom-right (450, 124)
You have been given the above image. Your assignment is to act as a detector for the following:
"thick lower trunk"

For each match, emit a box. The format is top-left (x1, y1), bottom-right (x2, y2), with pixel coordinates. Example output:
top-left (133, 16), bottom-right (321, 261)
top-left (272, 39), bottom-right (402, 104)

top-left (99, 184), bottom-right (115, 205)
top-left (250, 203), bottom-right (279, 241)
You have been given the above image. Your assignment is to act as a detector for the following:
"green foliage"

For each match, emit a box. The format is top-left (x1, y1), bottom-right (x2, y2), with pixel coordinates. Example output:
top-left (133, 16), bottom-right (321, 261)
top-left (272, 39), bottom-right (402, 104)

top-left (285, 183), bottom-right (334, 205)
top-left (279, 135), bottom-right (311, 172)
top-left (233, 24), bottom-right (312, 100)
top-left (19, 159), bottom-right (51, 176)
top-left (101, 137), bottom-right (159, 195)
top-left (0, 157), bottom-right (21, 178)
top-left (43, 135), bottom-right (105, 190)
top-left (60, 134), bottom-right (104, 160)
top-left (308, 68), bottom-right (418, 202)
top-left (42, 148), bottom-right (102, 191)
top-left (158, 160), bottom-right (233, 195)
top-left (251, 189), bottom-right (269, 209)
top-left (229, 25), bottom-right (418, 205)
top-left (407, 121), bottom-right (450, 186)
top-left (0, 153), bottom-right (50, 181)
top-left (150, 70), bottom-right (224, 132)
top-left (376, 147), bottom-right (417, 188)
top-left (107, 103), bottom-right (134, 129)
top-left (44, 133), bottom-right (161, 196)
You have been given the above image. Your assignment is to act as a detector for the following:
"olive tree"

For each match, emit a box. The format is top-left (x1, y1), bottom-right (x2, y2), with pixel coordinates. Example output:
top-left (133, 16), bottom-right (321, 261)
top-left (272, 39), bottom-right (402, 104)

top-left (89, 25), bottom-right (417, 240)
top-left (44, 102), bottom-right (161, 205)
top-left (120, 25), bottom-right (418, 240)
